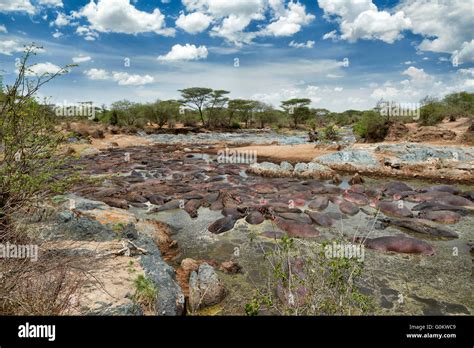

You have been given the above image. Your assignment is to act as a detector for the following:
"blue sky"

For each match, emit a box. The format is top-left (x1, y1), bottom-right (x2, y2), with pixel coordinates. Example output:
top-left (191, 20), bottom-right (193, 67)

top-left (0, 0), bottom-right (472, 111)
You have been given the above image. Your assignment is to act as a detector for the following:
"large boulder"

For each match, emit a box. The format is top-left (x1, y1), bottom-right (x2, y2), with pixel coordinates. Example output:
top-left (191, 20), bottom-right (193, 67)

top-left (189, 263), bottom-right (226, 311)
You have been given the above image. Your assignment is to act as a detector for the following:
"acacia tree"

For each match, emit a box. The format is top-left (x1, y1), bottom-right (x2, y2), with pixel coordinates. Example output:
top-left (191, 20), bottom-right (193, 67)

top-left (143, 100), bottom-right (180, 129)
top-left (228, 99), bottom-right (258, 128)
top-left (207, 90), bottom-right (229, 128)
top-left (281, 98), bottom-right (311, 128)
top-left (0, 44), bottom-right (73, 237)
top-left (178, 87), bottom-right (213, 126)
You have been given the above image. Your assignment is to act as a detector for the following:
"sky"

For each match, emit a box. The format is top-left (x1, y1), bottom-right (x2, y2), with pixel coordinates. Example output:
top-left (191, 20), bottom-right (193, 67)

top-left (0, 0), bottom-right (473, 112)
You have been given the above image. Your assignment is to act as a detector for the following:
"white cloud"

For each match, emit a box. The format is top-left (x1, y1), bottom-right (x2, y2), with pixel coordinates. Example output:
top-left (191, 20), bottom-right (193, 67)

top-left (112, 71), bottom-right (154, 86)
top-left (26, 62), bottom-right (63, 76)
top-left (38, 0), bottom-right (63, 7)
top-left (0, 24), bottom-right (7, 33)
top-left (289, 40), bottom-right (315, 48)
top-left (84, 68), bottom-right (110, 80)
top-left (181, 0), bottom-right (314, 45)
top-left (452, 40), bottom-right (474, 65)
top-left (264, 1), bottom-right (315, 37)
top-left (52, 30), bottom-right (63, 38)
top-left (397, 0), bottom-right (473, 64)
top-left (76, 26), bottom-right (99, 41)
top-left (322, 30), bottom-right (338, 41)
top-left (334, 87), bottom-right (343, 92)
top-left (318, 0), bottom-right (411, 44)
top-left (157, 44), bottom-right (208, 62)
top-left (72, 55), bottom-right (92, 63)
top-left (0, 0), bottom-right (35, 14)
top-left (0, 40), bottom-right (23, 55)
top-left (51, 12), bottom-right (70, 27)
top-left (76, 0), bottom-right (174, 37)
top-left (176, 12), bottom-right (212, 34)
top-left (84, 68), bottom-right (154, 86)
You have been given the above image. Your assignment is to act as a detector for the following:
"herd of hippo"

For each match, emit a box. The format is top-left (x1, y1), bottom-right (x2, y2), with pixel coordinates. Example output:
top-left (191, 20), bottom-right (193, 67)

top-left (72, 144), bottom-right (473, 257)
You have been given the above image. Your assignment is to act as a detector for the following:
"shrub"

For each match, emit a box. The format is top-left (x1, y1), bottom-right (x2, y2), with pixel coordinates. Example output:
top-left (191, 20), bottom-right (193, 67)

top-left (418, 102), bottom-right (445, 126)
top-left (354, 111), bottom-right (390, 142)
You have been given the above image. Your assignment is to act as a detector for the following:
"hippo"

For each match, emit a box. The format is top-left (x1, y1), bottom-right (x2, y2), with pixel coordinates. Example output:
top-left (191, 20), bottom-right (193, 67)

top-left (349, 184), bottom-right (365, 194)
top-left (307, 197), bottom-right (329, 211)
top-left (304, 210), bottom-right (334, 227)
top-left (273, 217), bottom-right (320, 238)
top-left (329, 195), bottom-right (344, 205)
top-left (384, 218), bottom-right (458, 239)
top-left (245, 211), bottom-right (265, 225)
top-left (271, 204), bottom-right (303, 214)
top-left (343, 192), bottom-right (369, 206)
top-left (208, 216), bottom-right (236, 234)
top-left (405, 191), bottom-right (452, 203)
top-left (326, 212), bottom-right (348, 220)
top-left (339, 201), bottom-right (359, 216)
top-left (392, 191), bottom-right (418, 201)
top-left (276, 212), bottom-right (312, 224)
top-left (222, 207), bottom-right (246, 219)
top-left (210, 199), bottom-right (224, 211)
top-left (150, 199), bottom-right (182, 212)
top-left (417, 210), bottom-right (462, 224)
top-left (411, 201), bottom-right (470, 216)
top-left (383, 182), bottom-right (413, 196)
top-left (373, 200), bottom-right (413, 218)
top-left (184, 199), bottom-right (202, 218)
top-left (355, 235), bottom-right (435, 256)
top-left (435, 195), bottom-right (474, 208)
top-left (420, 185), bottom-right (461, 195)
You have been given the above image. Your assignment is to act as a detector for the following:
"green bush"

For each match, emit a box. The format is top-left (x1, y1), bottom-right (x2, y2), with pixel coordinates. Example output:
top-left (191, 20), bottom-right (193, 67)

top-left (418, 102), bottom-right (445, 126)
top-left (354, 111), bottom-right (390, 142)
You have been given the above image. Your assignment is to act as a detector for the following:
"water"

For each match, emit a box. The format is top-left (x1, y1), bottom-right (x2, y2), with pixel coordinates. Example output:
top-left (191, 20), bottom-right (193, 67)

top-left (129, 176), bottom-right (474, 315)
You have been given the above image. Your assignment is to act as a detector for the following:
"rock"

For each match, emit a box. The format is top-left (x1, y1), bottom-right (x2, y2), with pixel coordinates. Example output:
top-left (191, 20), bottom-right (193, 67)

top-left (280, 161), bottom-right (294, 171)
top-left (294, 163), bottom-right (309, 173)
top-left (220, 261), bottom-right (242, 274)
top-left (315, 150), bottom-right (380, 168)
top-left (189, 263), bottom-right (226, 311)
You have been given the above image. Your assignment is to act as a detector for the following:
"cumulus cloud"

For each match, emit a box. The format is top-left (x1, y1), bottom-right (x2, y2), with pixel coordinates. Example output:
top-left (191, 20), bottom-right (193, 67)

top-left (397, 0), bottom-right (473, 63)
top-left (318, 0), bottom-right (411, 44)
top-left (0, 0), bottom-right (35, 14)
top-left (0, 24), bottom-right (7, 33)
top-left (176, 12), bottom-right (212, 34)
top-left (72, 55), bottom-right (92, 63)
top-left (264, 1), bottom-right (315, 37)
top-left (180, 0), bottom-right (314, 45)
top-left (157, 44), bottom-right (208, 62)
top-left (50, 12), bottom-right (70, 27)
top-left (289, 40), bottom-right (314, 48)
top-left (76, 0), bottom-right (175, 37)
top-left (84, 68), bottom-right (154, 86)
top-left (0, 40), bottom-right (23, 55)
top-left (84, 68), bottom-right (110, 80)
top-left (38, 0), bottom-right (63, 7)
top-left (26, 62), bottom-right (63, 76)
top-left (112, 72), bottom-right (154, 86)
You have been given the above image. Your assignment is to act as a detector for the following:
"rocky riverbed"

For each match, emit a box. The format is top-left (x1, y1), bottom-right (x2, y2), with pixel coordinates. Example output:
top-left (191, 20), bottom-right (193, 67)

top-left (38, 139), bottom-right (472, 315)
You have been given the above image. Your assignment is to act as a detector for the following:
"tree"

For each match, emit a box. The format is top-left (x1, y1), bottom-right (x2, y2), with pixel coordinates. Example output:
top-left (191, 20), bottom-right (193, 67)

top-left (254, 102), bottom-right (276, 128)
top-left (207, 90), bottom-right (229, 127)
top-left (178, 87), bottom-right (213, 126)
top-left (0, 44), bottom-right (73, 234)
top-left (228, 99), bottom-right (258, 128)
top-left (143, 100), bottom-right (180, 129)
top-left (281, 98), bottom-right (311, 128)
top-left (110, 100), bottom-right (140, 126)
